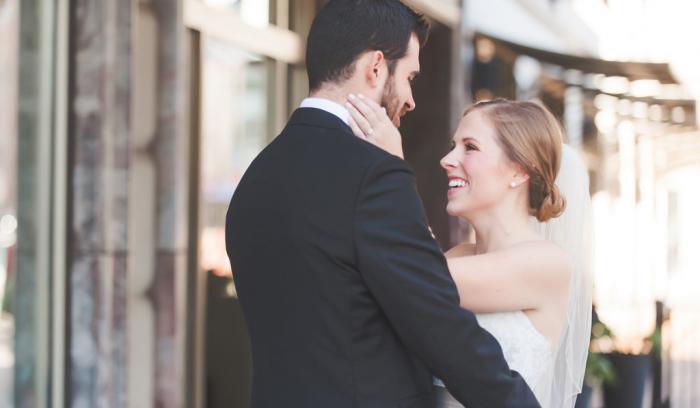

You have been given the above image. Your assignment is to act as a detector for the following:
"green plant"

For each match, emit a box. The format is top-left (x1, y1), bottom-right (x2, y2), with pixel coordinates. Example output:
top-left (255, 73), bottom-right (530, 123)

top-left (643, 326), bottom-right (662, 357)
top-left (585, 351), bottom-right (616, 386)
top-left (584, 319), bottom-right (617, 386)
top-left (591, 320), bottom-right (614, 340)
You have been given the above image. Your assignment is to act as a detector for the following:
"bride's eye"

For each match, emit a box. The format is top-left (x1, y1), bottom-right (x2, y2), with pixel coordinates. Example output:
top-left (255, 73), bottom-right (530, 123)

top-left (465, 143), bottom-right (478, 151)
top-left (448, 141), bottom-right (456, 152)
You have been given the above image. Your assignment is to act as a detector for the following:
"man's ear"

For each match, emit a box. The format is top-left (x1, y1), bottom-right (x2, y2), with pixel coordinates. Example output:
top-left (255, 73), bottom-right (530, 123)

top-left (365, 50), bottom-right (387, 88)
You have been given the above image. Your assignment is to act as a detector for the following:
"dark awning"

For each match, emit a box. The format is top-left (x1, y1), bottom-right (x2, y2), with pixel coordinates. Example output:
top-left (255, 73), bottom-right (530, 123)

top-left (476, 32), bottom-right (680, 84)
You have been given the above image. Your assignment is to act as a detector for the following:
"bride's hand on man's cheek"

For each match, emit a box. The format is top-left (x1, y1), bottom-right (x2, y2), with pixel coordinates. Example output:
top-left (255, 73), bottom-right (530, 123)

top-left (346, 94), bottom-right (404, 159)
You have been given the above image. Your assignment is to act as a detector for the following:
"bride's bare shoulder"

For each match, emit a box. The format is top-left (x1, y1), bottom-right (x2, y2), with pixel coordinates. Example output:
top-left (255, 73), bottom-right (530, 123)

top-left (445, 242), bottom-right (476, 258)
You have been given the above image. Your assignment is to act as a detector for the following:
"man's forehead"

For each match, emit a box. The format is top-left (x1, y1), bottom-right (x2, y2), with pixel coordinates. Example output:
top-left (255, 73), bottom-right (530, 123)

top-left (408, 34), bottom-right (421, 55)
top-left (403, 35), bottom-right (421, 70)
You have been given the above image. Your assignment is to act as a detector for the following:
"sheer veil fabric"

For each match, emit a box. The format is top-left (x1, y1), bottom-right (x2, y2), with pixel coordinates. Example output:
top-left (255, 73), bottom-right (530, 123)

top-left (532, 144), bottom-right (593, 407)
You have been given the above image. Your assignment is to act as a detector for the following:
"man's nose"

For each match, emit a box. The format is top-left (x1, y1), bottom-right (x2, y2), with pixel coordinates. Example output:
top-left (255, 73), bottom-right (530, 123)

top-left (405, 94), bottom-right (416, 112)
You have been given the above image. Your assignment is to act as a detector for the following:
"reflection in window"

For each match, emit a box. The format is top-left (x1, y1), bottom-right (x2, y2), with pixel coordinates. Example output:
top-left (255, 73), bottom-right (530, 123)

top-left (201, 0), bottom-right (270, 28)
top-left (200, 37), bottom-right (271, 279)
top-left (0, 0), bottom-right (18, 405)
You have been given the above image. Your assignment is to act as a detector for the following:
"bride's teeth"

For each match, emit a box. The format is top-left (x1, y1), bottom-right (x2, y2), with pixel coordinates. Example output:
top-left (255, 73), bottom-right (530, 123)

top-left (449, 179), bottom-right (466, 188)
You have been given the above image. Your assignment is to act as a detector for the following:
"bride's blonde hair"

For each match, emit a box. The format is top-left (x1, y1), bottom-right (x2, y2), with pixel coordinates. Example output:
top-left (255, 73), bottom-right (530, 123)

top-left (464, 99), bottom-right (566, 222)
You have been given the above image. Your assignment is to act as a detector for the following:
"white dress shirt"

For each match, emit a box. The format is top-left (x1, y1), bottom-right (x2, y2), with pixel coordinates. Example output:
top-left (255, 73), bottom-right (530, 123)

top-left (299, 97), bottom-right (351, 125)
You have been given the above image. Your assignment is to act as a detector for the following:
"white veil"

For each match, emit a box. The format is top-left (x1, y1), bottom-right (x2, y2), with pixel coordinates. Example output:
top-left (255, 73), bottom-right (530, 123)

top-left (534, 144), bottom-right (593, 408)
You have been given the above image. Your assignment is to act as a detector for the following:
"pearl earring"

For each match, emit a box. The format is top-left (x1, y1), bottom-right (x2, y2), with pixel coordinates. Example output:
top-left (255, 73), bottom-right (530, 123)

top-left (510, 181), bottom-right (518, 188)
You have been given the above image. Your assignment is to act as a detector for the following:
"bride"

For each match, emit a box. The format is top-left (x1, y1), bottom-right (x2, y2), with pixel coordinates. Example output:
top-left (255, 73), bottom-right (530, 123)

top-left (346, 96), bottom-right (593, 408)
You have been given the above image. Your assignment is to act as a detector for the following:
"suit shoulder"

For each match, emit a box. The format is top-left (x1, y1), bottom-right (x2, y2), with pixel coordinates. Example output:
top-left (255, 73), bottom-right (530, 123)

top-left (352, 139), bottom-right (414, 179)
top-left (307, 124), bottom-right (414, 178)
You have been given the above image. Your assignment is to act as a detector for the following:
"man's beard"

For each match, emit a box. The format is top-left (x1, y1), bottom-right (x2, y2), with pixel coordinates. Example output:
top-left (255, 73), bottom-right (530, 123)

top-left (380, 76), bottom-right (401, 127)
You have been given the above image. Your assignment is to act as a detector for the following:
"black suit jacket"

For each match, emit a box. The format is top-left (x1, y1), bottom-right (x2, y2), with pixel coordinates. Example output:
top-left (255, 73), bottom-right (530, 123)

top-left (226, 108), bottom-right (539, 408)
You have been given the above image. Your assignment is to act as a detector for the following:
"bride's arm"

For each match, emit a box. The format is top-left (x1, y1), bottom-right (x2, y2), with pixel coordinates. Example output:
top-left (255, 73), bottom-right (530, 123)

top-left (447, 241), bottom-right (572, 313)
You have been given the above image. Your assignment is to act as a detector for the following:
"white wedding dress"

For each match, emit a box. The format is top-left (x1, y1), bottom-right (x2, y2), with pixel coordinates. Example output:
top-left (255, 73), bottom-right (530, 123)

top-left (434, 311), bottom-right (554, 407)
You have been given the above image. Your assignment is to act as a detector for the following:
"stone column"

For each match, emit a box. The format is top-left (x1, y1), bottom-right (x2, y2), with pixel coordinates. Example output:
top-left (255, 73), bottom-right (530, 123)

top-left (147, 0), bottom-right (192, 406)
top-left (69, 1), bottom-right (132, 407)
top-left (70, 0), bottom-right (193, 406)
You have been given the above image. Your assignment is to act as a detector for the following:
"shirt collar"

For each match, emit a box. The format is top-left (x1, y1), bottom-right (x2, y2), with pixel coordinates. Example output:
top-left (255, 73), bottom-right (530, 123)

top-left (299, 97), bottom-right (350, 125)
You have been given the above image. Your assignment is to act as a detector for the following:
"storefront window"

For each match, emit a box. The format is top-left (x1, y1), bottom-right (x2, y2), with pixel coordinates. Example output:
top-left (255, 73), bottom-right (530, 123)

top-left (201, 0), bottom-right (270, 28)
top-left (0, 0), bottom-right (18, 405)
top-left (198, 36), bottom-right (274, 406)
top-left (200, 37), bottom-right (273, 279)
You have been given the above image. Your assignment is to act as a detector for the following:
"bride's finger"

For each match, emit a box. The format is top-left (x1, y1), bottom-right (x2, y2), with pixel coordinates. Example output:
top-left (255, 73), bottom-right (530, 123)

top-left (349, 94), bottom-right (379, 125)
top-left (348, 117), bottom-right (366, 140)
top-left (359, 95), bottom-right (385, 116)
top-left (359, 95), bottom-right (393, 126)
top-left (346, 101), bottom-right (374, 136)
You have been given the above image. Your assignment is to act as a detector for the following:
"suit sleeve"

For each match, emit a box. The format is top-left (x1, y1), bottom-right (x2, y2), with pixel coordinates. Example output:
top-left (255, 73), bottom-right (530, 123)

top-left (353, 155), bottom-right (540, 408)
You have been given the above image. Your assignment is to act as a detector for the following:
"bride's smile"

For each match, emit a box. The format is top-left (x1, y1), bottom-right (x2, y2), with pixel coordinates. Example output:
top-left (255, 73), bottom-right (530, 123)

top-left (447, 177), bottom-right (468, 196)
top-left (441, 109), bottom-right (529, 221)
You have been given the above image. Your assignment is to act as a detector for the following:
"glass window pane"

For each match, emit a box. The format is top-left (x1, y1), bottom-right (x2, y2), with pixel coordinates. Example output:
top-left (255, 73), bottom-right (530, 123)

top-left (0, 0), bottom-right (19, 405)
top-left (200, 36), bottom-right (272, 406)
top-left (200, 37), bottom-right (273, 278)
top-left (201, 0), bottom-right (270, 28)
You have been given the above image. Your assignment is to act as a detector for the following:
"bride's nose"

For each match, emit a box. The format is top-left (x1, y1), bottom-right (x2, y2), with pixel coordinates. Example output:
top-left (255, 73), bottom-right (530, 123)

top-left (440, 150), bottom-right (457, 171)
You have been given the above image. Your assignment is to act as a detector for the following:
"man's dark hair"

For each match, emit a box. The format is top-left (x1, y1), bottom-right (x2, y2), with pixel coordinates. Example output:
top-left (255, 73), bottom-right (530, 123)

top-left (306, 0), bottom-right (429, 92)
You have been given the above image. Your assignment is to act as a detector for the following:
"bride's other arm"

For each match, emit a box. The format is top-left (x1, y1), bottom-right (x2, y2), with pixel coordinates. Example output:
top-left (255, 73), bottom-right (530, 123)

top-left (447, 241), bottom-right (571, 313)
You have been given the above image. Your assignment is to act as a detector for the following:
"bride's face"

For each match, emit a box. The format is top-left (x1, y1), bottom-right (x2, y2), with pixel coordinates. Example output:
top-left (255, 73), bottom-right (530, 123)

top-left (440, 110), bottom-right (519, 219)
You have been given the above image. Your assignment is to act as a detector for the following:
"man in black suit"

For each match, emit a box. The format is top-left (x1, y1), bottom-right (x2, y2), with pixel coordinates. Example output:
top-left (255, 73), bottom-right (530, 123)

top-left (226, 1), bottom-right (539, 407)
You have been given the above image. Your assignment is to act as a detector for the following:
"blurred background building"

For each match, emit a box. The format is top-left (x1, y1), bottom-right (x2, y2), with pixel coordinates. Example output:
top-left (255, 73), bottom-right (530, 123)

top-left (0, 0), bottom-right (698, 407)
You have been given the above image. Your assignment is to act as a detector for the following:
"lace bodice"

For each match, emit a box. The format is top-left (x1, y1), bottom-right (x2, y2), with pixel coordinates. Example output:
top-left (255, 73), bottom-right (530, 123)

top-left (435, 311), bottom-right (554, 407)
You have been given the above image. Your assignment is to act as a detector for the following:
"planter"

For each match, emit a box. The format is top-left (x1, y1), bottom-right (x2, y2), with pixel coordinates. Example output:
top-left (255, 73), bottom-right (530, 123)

top-left (603, 353), bottom-right (652, 408)
top-left (574, 383), bottom-right (593, 408)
